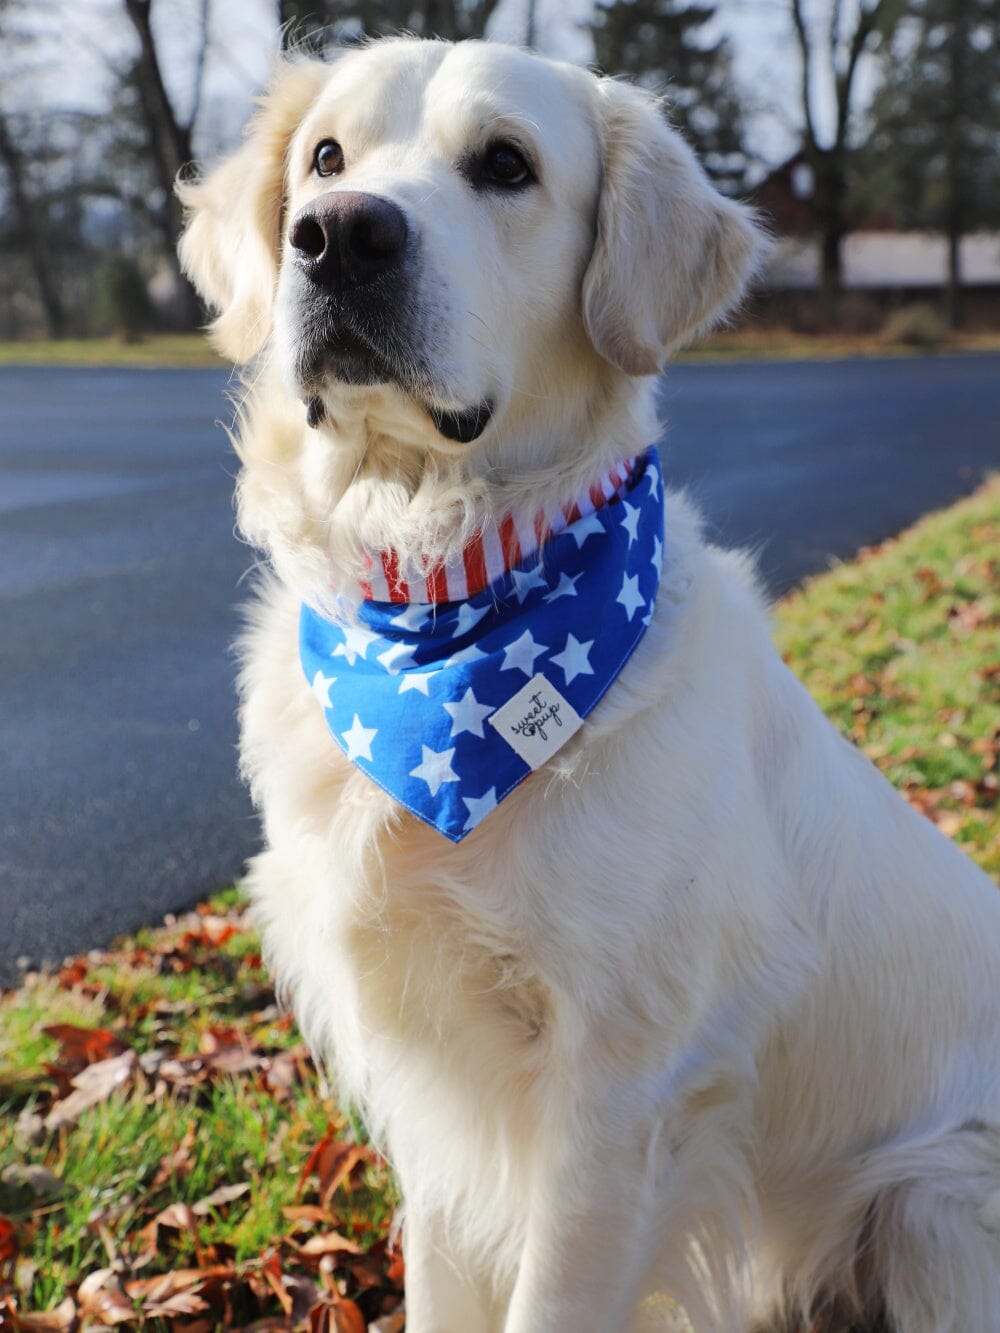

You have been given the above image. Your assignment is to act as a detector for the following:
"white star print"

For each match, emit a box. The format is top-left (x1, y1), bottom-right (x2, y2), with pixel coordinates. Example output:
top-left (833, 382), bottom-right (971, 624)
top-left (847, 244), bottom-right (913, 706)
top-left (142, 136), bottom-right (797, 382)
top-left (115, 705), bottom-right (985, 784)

top-left (341, 714), bottom-right (377, 762)
top-left (646, 461), bottom-right (661, 495)
top-left (445, 642), bottom-right (488, 669)
top-left (500, 629), bottom-right (548, 677)
top-left (453, 601), bottom-right (489, 636)
top-left (621, 502), bottom-right (641, 547)
top-left (310, 670), bottom-right (336, 710)
top-left (462, 787), bottom-right (498, 832)
top-left (510, 563), bottom-right (549, 604)
top-left (550, 633), bottom-right (594, 685)
top-left (390, 603), bottom-right (431, 632)
top-left (332, 625), bottom-right (376, 667)
top-left (617, 572), bottom-right (645, 621)
top-left (443, 686), bottom-right (493, 739)
top-left (651, 535), bottom-right (664, 575)
top-left (567, 512), bottom-right (606, 548)
top-left (543, 570), bottom-right (583, 603)
top-left (377, 640), bottom-right (418, 673)
top-left (398, 671), bottom-right (436, 696)
top-left (409, 744), bottom-right (459, 796)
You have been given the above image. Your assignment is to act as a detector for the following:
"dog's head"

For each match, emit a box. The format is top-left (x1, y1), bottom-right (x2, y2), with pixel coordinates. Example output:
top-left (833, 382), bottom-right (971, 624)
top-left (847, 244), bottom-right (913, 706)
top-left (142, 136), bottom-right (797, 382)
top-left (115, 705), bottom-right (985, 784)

top-left (179, 38), bottom-right (761, 457)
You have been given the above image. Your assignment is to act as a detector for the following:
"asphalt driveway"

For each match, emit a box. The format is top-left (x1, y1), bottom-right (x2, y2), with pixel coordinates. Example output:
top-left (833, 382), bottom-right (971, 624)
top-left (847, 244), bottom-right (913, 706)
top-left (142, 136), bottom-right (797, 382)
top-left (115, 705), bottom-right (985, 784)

top-left (1, 354), bottom-right (998, 982)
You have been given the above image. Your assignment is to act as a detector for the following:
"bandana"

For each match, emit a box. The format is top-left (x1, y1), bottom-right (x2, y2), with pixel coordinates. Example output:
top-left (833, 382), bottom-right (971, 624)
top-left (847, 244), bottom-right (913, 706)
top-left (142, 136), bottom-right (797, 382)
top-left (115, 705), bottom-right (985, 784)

top-left (300, 448), bottom-right (664, 842)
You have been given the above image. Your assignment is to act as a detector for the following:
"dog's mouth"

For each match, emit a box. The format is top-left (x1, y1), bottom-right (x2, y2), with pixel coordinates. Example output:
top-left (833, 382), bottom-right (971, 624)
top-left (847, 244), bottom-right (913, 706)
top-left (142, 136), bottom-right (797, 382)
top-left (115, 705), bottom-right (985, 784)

top-left (305, 394), bottom-right (494, 443)
top-left (299, 327), bottom-right (494, 444)
top-left (427, 400), bottom-right (494, 443)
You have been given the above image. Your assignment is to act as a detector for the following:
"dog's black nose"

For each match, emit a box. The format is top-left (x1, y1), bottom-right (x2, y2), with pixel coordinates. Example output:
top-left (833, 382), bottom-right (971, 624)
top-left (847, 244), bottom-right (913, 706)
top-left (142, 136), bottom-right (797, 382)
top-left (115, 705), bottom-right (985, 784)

top-left (289, 192), bottom-right (409, 289)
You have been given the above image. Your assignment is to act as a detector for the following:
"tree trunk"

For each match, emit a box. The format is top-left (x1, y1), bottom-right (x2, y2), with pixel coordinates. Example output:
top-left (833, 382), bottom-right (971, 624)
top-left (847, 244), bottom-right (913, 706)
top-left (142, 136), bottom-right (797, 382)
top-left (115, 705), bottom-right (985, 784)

top-left (121, 0), bottom-right (201, 326)
top-left (945, 219), bottom-right (963, 331)
top-left (0, 111), bottom-right (66, 337)
top-left (813, 150), bottom-right (846, 321)
top-left (944, 0), bottom-right (968, 330)
top-left (818, 222), bottom-right (843, 317)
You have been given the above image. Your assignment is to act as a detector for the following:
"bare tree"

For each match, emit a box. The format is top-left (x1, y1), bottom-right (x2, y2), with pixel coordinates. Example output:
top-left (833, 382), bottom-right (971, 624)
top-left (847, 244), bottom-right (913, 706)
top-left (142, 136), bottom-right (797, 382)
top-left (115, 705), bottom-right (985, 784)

top-left (592, 0), bottom-right (753, 196)
top-left (0, 109), bottom-right (67, 336)
top-left (120, 0), bottom-right (211, 321)
top-left (789, 0), bottom-right (903, 307)
top-left (0, 0), bottom-right (72, 335)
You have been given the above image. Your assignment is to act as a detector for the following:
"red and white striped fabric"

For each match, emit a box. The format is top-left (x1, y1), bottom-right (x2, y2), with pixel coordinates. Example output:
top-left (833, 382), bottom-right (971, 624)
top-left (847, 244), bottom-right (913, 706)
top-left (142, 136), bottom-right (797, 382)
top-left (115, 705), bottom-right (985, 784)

top-left (359, 457), bottom-right (640, 604)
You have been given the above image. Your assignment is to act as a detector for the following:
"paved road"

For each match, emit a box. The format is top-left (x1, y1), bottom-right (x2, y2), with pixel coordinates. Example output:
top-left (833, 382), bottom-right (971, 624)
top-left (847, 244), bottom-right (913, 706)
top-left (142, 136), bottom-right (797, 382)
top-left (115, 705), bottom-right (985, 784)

top-left (1, 355), bottom-right (998, 982)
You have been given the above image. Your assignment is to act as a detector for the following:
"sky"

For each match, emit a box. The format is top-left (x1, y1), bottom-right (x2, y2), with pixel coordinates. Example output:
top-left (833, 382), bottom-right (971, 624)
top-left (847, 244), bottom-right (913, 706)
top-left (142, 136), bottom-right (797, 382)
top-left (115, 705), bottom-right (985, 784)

top-left (7, 0), bottom-right (877, 176)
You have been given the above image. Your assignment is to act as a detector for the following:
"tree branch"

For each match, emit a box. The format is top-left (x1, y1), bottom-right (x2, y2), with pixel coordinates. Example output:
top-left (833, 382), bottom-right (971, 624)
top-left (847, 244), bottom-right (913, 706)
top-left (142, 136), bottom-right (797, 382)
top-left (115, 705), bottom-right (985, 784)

top-left (833, 0), bottom-right (882, 149)
top-left (790, 0), bottom-right (819, 154)
top-left (187, 0), bottom-right (211, 135)
top-left (121, 0), bottom-right (193, 176)
top-left (0, 107), bottom-right (66, 335)
top-left (829, 0), bottom-right (843, 71)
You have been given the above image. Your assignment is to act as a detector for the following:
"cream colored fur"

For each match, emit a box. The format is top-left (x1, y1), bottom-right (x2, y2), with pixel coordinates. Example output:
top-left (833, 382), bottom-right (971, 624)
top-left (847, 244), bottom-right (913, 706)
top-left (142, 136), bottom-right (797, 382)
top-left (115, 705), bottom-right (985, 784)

top-left (178, 37), bottom-right (1000, 1332)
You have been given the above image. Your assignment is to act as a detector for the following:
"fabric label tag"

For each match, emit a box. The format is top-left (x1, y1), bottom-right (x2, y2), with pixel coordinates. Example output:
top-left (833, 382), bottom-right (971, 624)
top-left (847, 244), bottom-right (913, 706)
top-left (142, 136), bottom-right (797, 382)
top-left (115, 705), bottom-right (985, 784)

top-left (487, 673), bottom-right (584, 770)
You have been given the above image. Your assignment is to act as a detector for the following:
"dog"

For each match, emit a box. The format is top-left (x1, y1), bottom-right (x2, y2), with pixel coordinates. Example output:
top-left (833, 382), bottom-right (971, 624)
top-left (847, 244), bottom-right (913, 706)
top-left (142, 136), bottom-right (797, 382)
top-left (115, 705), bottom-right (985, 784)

top-left (178, 37), bottom-right (1000, 1332)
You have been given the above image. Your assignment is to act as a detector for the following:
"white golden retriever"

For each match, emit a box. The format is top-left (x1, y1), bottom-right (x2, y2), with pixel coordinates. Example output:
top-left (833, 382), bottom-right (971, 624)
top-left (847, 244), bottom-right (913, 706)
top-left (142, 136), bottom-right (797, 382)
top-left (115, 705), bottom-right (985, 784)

top-left (178, 37), bottom-right (1000, 1332)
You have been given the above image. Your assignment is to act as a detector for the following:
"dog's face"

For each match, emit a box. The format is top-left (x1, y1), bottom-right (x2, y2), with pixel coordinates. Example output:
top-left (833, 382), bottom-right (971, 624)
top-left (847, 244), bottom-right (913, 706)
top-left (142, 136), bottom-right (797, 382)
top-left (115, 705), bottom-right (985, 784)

top-left (179, 38), bottom-right (761, 459)
top-left (276, 40), bottom-right (604, 445)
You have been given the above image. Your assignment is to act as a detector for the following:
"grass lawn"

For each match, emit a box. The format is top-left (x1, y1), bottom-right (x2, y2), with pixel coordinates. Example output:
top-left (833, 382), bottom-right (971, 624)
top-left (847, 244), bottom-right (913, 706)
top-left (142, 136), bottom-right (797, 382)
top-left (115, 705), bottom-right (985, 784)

top-left (0, 328), bottom-right (999, 369)
top-left (1, 479), bottom-right (997, 1328)
top-left (691, 325), bottom-right (1000, 361)
top-left (776, 475), bottom-right (1000, 879)
top-left (0, 336), bottom-right (227, 369)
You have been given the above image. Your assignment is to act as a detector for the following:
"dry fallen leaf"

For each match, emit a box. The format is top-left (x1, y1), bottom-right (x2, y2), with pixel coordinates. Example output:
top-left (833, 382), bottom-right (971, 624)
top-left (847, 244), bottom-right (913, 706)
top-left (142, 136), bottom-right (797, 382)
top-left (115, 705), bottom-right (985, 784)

top-left (42, 1024), bottom-right (129, 1069)
top-left (282, 1204), bottom-right (336, 1226)
top-left (368, 1310), bottom-right (406, 1333)
top-left (294, 1231), bottom-right (363, 1261)
top-left (44, 1050), bottom-right (136, 1131)
top-left (262, 1253), bottom-right (293, 1317)
top-left (2, 1296), bottom-right (78, 1332)
top-left (189, 914), bottom-right (240, 948)
top-left (0, 1214), bottom-right (18, 1276)
top-left (75, 1269), bottom-right (135, 1327)
top-left (140, 1290), bottom-right (210, 1319)
top-left (308, 1297), bottom-right (367, 1333)
top-left (149, 1200), bottom-right (198, 1232)
top-left (264, 1046), bottom-right (310, 1098)
top-left (191, 1181), bottom-right (251, 1214)
top-left (297, 1128), bottom-right (373, 1209)
top-left (124, 1265), bottom-right (236, 1300)
top-left (131, 1199), bottom-right (202, 1268)
top-left (204, 1043), bottom-right (265, 1076)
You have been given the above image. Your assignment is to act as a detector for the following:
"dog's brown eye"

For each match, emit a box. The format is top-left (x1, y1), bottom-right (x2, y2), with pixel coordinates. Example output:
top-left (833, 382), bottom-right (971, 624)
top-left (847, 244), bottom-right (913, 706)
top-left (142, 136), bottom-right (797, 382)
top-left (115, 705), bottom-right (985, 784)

top-left (314, 140), bottom-right (345, 177)
top-left (480, 141), bottom-right (533, 189)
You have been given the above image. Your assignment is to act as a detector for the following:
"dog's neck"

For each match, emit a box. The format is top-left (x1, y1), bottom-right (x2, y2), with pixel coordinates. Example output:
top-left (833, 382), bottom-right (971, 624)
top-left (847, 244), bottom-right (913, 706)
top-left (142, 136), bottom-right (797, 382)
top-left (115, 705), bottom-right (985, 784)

top-left (235, 365), bottom-right (659, 605)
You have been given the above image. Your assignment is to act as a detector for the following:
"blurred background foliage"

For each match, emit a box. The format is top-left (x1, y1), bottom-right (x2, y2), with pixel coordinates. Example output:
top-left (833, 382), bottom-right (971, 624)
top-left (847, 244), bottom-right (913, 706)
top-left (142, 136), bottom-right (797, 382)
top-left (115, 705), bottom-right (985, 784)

top-left (0, 0), bottom-right (998, 342)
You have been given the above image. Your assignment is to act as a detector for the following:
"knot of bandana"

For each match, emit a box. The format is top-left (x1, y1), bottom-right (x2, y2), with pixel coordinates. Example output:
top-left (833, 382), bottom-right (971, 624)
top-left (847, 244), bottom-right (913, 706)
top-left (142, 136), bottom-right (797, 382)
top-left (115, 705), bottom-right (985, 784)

top-left (300, 447), bottom-right (664, 842)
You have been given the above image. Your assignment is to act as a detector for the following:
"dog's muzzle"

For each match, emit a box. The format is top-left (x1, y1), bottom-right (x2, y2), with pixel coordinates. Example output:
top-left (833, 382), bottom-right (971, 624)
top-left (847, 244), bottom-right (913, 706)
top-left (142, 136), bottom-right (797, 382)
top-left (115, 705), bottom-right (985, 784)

top-left (286, 191), bottom-right (418, 389)
top-left (286, 192), bottom-right (494, 444)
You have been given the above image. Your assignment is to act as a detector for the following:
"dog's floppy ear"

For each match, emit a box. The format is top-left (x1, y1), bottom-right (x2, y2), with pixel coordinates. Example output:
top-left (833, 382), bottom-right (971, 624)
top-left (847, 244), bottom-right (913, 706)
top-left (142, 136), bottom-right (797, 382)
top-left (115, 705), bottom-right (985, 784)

top-left (176, 57), bottom-right (329, 363)
top-left (582, 78), bottom-right (764, 375)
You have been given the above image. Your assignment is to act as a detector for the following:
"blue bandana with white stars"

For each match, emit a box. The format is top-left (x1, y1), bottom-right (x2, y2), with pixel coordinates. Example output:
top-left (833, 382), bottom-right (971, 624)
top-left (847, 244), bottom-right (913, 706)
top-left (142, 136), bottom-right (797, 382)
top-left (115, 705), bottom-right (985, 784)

top-left (300, 448), bottom-right (664, 842)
